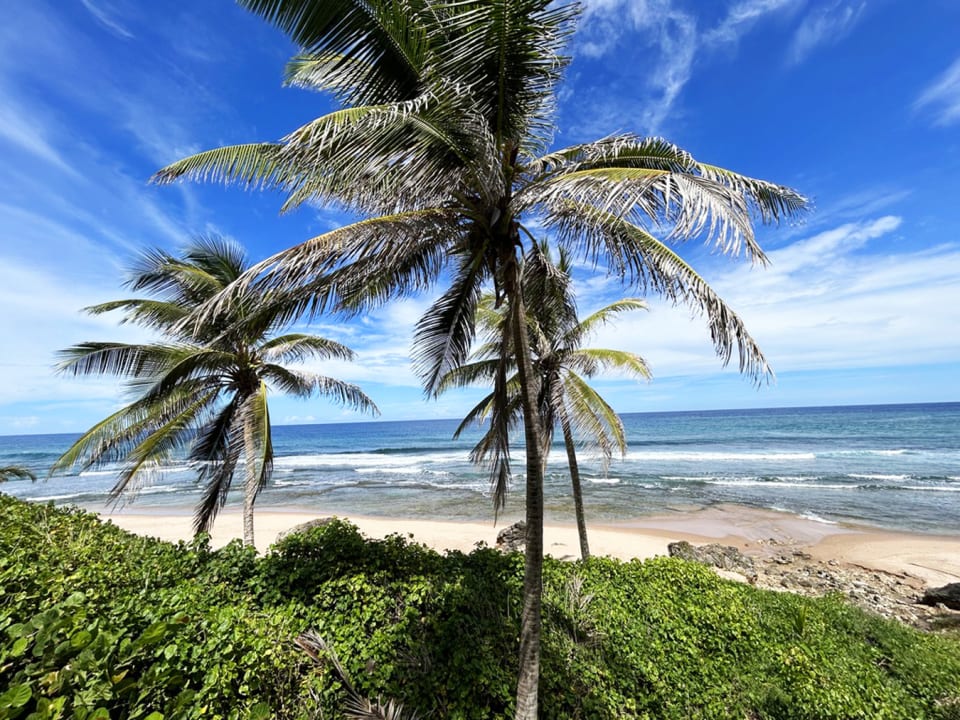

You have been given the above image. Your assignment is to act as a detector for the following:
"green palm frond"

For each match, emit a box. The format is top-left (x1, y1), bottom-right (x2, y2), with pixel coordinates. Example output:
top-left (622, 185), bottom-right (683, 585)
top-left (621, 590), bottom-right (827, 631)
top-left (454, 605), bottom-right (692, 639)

top-left (242, 382), bottom-right (274, 500)
top-left (56, 342), bottom-right (191, 379)
top-left (259, 334), bottom-right (356, 364)
top-left (545, 201), bottom-right (771, 380)
top-left (259, 364), bottom-right (319, 397)
top-left (428, 0), bottom-right (578, 148)
top-left (192, 397), bottom-right (244, 534)
top-left (312, 376), bottom-right (380, 415)
top-left (561, 372), bottom-right (627, 461)
top-left (0, 466), bottom-right (37, 482)
top-left (568, 348), bottom-right (651, 381)
top-left (152, 143), bottom-right (292, 190)
top-left (84, 299), bottom-right (191, 333)
top-left (109, 390), bottom-right (217, 501)
top-left (413, 255), bottom-right (487, 396)
top-left (241, 0), bottom-right (430, 107)
top-left (436, 358), bottom-right (502, 394)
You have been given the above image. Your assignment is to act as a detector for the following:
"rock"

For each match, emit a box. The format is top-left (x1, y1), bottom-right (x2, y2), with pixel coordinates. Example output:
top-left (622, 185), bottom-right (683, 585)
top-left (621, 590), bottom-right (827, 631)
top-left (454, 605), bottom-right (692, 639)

top-left (667, 541), bottom-right (757, 579)
top-left (496, 521), bottom-right (526, 552)
top-left (276, 517), bottom-right (335, 541)
top-left (920, 583), bottom-right (960, 610)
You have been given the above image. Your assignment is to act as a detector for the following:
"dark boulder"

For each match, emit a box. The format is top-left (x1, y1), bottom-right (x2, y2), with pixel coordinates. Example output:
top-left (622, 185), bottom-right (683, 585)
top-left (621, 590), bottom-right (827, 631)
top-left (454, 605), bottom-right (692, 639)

top-left (920, 582), bottom-right (960, 610)
top-left (496, 521), bottom-right (527, 552)
top-left (668, 541), bottom-right (757, 579)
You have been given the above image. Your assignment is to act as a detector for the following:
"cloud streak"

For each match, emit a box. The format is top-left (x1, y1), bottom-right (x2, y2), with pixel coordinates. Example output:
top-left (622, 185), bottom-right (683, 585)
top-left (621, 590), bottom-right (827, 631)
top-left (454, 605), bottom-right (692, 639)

top-left (914, 56), bottom-right (960, 127)
top-left (788, 1), bottom-right (866, 65)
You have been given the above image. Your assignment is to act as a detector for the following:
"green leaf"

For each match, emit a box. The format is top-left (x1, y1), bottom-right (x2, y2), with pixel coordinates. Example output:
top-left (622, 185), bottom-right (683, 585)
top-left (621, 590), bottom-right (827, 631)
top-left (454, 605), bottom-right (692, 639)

top-left (10, 636), bottom-right (29, 657)
top-left (0, 683), bottom-right (32, 709)
top-left (248, 703), bottom-right (271, 720)
top-left (70, 629), bottom-right (93, 649)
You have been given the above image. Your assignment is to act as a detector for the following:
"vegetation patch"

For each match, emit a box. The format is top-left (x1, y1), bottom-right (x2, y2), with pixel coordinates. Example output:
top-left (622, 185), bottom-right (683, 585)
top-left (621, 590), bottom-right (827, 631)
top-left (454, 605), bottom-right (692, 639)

top-left (2, 495), bottom-right (958, 719)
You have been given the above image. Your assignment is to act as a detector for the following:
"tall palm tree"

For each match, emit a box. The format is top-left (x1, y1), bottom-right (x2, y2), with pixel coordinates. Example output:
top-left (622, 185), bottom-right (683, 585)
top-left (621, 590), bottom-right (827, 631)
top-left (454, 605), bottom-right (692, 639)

top-left (153, 2), bottom-right (807, 714)
top-left (441, 242), bottom-right (650, 560)
top-left (51, 236), bottom-right (378, 547)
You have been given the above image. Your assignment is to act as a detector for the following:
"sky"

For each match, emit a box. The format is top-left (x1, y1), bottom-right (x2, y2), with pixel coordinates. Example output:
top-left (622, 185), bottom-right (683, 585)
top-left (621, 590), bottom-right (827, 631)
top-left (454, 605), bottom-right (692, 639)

top-left (1, 0), bottom-right (958, 436)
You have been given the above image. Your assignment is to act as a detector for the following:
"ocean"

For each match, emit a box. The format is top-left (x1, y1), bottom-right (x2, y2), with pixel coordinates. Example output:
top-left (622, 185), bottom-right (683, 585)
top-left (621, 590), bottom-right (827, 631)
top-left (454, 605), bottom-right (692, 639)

top-left (1, 402), bottom-right (957, 535)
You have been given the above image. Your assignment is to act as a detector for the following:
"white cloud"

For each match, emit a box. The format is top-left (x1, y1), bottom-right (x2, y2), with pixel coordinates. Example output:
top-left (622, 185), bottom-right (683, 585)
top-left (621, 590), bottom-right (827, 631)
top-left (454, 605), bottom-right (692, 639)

top-left (704, 0), bottom-right (802, 49)
top-left (569, 0), bottom-right (804, 136)
top-left (584, 215), bottom-right (960, 382)
top-left (79, 0), bottom-right (134, 39)
top-left (573, 0), bottom-right (697, 134)
top-left (788, 0), bottom-right (866, 65)
top-left (914, 56), bottom-right (960, 127)
top-left (0, 98), bottom-right (80, 178)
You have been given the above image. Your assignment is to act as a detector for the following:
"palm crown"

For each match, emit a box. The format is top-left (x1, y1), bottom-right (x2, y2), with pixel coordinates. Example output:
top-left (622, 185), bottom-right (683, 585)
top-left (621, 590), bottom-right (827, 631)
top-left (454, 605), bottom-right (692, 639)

top-left (441, 242), bottom-right (650, 558)
top-left (52, 236), bottom-right (378, 545)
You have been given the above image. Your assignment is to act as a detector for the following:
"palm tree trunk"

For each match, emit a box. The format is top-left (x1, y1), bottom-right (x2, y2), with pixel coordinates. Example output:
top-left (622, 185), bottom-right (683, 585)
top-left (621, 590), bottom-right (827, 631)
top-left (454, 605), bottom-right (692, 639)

top-left (559, 412), bottom-right (590, 560)
top-left (242, 414), bottom-right (257, 547)
top-left (506, 254), bottom-right (547, 720)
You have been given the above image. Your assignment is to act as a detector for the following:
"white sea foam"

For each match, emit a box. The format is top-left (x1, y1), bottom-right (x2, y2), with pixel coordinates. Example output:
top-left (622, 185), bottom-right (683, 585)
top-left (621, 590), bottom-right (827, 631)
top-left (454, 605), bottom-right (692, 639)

top-left (901, 486), bottom-right (960, 492)
top-left (800, 512), bottom-right (837, 525)
top-left (586, 477), bottom-right (620, 485)
top-left (624, 450), bottom-right (815, 462)
top-left (849, 473), bottom-right (909, 481)
top-left (705, 479), bottom-right (850, 490)
top-left (273, 451), bottom-right (465, 470)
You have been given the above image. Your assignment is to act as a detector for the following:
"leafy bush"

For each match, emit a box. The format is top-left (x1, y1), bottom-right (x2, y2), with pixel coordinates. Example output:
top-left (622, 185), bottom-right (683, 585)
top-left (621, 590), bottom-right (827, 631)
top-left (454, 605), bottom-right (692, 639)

top-left (2, 494), bottom-right (959, 719)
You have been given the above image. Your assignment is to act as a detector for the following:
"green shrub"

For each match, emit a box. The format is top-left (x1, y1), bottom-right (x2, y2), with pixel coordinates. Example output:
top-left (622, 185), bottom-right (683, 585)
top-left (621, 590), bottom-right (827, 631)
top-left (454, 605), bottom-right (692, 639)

top-left (2, 494), bottom-right (959, 719)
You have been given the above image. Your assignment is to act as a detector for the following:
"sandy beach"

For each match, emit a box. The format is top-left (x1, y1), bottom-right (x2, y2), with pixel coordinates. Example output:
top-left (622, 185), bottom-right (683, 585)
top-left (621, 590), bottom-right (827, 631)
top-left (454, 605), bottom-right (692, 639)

top-left (97, 503), bottom-right (960, 587)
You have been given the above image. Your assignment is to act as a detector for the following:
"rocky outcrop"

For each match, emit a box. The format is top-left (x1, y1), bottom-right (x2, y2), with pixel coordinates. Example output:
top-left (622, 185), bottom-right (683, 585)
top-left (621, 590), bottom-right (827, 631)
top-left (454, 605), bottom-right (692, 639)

top-left (276, 517), bottom-right (335, 541)
top-left (496, 521), bottom-right (527, 552)
top-left (667, 541), bottom-right (757, 581)
top-left (675, 538), bottom-right (958, 630)
top-left (920, 583), bottom-right (960, 611)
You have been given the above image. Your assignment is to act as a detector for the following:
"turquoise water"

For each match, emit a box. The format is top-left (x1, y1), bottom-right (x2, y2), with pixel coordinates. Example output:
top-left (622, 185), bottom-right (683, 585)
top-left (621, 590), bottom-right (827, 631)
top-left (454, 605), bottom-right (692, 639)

top-left (1, 403), bottom-right (958, 534)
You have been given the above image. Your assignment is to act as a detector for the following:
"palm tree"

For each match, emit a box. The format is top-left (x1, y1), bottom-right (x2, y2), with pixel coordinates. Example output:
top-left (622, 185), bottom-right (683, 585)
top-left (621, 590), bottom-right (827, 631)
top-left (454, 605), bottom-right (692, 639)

top-left (153, 2), bottom-right (807, 714)
top-left (0, 467), bottom-right (36, 483)
top-left (441, 242), bottom-right (650, 560)
top-left (51, 236), bottom-right (378, 547)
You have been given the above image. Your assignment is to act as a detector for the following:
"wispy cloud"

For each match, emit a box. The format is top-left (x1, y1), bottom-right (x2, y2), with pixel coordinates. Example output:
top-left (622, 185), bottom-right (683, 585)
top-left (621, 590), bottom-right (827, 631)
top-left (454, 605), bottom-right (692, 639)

top-left (704, 0), bottom-right (802, 49)
top-left (79, 0), bottom-right (133, 39)
top-left (586, 215), bottom-right (960, 382)
top-left (788, 0), bottom-right (866, 65)
top-left (573, 0), bottom-right (697, 135)
top-left (569, 0), bottom-right (803, 137)
top-left (0, 96), bottom-right (80, 178)
top-left (914, 56), bottom-right (960, 127)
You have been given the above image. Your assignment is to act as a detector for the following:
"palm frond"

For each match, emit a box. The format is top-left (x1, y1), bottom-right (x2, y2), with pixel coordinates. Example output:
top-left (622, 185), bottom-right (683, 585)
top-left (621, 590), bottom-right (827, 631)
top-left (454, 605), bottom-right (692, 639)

top-left (436, 358), bottom-right (502, 394)
top-left (56, 342), bottom-right (191, 379)
top-left (108, 390), bottom-right (216, 501)
top-left (152, 143), bottom-right (292, 189)
top-left (192, 397), bottom-right (244, 535)
top-left (568, 348), bottom-right (651, 381)
top-left (259, 364), bottom-right (319, 397)
top-left (259, 334), bottom-right (356, 364)
top-left (561, 372), bottom-right (628, 462)
top-left (0, 466), bottom-right (36, 482)
top-left (544, 201), bottom-right (772, 380)
top-left (241, 0), bottom-right (429, 107)
top-left (312, 376), bottom-right (380, 416)
top-left (413, 255), bottom-right (486, 397)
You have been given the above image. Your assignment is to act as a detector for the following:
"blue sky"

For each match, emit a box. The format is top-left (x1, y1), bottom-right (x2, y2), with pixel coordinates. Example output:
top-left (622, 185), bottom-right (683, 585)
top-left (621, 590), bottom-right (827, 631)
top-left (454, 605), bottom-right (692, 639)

top-left (1, 0), bottom-right (958, 436)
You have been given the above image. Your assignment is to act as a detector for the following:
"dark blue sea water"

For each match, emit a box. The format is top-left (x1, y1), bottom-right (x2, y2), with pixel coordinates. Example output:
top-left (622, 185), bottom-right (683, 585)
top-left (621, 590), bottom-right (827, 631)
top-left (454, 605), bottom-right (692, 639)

top-left (1, 403), bottom-right (957, 534)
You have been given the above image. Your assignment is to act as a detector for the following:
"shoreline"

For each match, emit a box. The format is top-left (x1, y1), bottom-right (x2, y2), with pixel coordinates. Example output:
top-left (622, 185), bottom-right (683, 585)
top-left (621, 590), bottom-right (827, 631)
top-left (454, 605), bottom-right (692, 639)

top-left (94, 503), bottom-right (960, 587)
